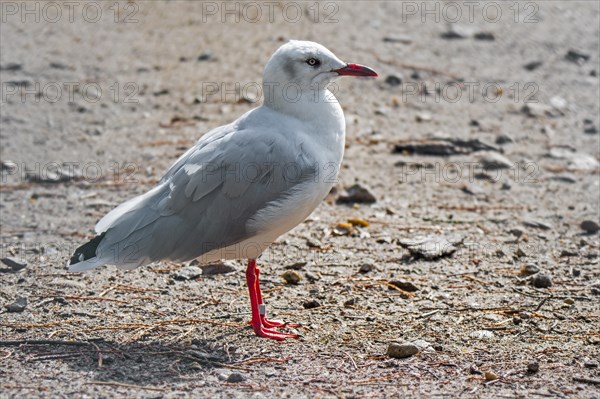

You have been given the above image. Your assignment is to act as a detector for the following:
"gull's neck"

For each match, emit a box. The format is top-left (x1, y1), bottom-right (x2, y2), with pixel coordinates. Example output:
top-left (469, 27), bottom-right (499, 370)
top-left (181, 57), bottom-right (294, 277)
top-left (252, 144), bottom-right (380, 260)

top-left (262, 82), bottom-right (341, 124)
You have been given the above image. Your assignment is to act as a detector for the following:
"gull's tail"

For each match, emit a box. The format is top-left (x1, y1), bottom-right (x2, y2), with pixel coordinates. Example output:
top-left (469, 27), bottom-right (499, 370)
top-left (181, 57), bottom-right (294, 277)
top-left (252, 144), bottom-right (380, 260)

top-left (68, 232), bottom-right (108, 272)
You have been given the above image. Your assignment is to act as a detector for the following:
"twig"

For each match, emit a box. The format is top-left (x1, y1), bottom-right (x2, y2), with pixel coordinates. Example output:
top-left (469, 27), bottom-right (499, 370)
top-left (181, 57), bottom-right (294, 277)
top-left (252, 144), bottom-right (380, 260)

top-left (535, 297), bottom-right (550, 312)
top-left (86, 381), bottom-right (165, 391)
top-left (572, 376), bottom-right (600, 385)
top-left (0, 340), bottom-right (92, 347)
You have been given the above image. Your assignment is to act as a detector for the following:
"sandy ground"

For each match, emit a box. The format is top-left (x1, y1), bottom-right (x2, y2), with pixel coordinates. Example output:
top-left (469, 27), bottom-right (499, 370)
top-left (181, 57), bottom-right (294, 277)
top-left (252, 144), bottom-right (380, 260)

top-left (1, 1), bottom-right (599, 398)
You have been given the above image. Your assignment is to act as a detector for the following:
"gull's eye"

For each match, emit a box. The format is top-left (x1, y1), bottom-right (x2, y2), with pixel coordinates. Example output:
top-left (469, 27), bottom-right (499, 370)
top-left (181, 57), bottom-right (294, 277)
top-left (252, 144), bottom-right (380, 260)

top-left (306, 57), bottom-right (321, 67)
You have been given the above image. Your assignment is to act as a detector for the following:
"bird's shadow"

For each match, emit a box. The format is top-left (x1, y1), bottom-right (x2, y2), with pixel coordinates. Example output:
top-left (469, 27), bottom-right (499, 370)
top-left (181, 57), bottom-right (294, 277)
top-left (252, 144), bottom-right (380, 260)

top-left (17, 333), bottom-right (241, 385)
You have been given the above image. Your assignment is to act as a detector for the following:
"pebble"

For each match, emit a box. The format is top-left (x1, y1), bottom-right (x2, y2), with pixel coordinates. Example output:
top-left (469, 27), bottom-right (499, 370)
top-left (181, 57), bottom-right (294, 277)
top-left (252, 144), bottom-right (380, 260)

top-left (580, 220), bottom-right (600, 234)
top-left (527, 361), bottom-right (539, 373)
top-left (531, 273), bottom-right (553, 288)
top-left (0, 62), bottom-right (22, 71)
top-left (172, 266), bottom-right (203, 281)
top-left (6, 296), bottom-right (27, 312)
top-left (523, 219), bottom-right (553, 230)
top-left (1, 160), bottom-right (17, 172)
top-left (388, 280), bottom-right (419, 292)
top-left (470, 330), bottom-right (495, 340)
top-left (514, 248), bottom-right (527, 258)
top-left (198, 51), bottom-right (212, 61)
top-left (302, 299), bottom-right (321, 309)
top-left (462, 183), bottom-right (486, 196)
top-left (524, 61), bottom-right (543, 71)
top-left (226, 372), bottom-right (246, 383)
top-left (565, 49), bottom-right (590, 64)
top-left (359, 263), bottom-right (374, 273)
top-left (584, 360), bottom-right (599, 369)
top-left (385, 75), bottom-right (402, 86)
top-left (583, 119), bottom-right (598, 135)
top-left (484, 371), bottom-right (498, 381)
top-left (393, 137), bottom-right (498, 156)
top-left (344, 298), bottom-right (357, 307)
top-left (521, 103), bottom-right (557, 118)
top-left (337, 184), bottom-right (377, 204)
top-left (281, 270), bottom-right (301, 285)
top-left (440, 25), bottom-right (473, 39)
top-left (564, 298), bottom-right (575, 305)
top-left (201, 261), bottom-right (236, 275)
top-left (1, 257), bottom-right (27, 271)
top-left (591, 287), bottom-right (600, 296)
top-left (520, 263), bottom-right (539, 276)
top-left (387, 342), bottom-right (419, 359)
top-left (495, 134), bottom-right (514, 145)
top-left (398, 233), bottom-right (464, 260)
top-left (415, 112), bottom-right (432, 122)
top-left (474, 32), bottom-right (495, 41)
top-left (383, 35), bottom-right (413, 44)
top-left (478, 152), bottom-right (513, 170)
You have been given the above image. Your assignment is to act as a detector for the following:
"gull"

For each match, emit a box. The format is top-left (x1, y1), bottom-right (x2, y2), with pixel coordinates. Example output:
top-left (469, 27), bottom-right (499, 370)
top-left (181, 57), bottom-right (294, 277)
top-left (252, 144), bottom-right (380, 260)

top-left (69, 40), bottom-right (378, 340)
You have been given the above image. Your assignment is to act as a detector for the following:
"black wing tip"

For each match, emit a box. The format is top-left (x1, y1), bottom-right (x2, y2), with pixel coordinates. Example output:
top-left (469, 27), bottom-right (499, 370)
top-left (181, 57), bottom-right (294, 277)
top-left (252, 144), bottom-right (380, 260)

top-left (69, 232), bottom-right (106, 265)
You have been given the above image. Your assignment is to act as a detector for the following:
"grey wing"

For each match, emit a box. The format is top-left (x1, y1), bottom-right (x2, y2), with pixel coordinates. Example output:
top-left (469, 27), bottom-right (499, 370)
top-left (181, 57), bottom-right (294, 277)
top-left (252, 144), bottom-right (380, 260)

top-left (92, 124), bottom-right (315, 268)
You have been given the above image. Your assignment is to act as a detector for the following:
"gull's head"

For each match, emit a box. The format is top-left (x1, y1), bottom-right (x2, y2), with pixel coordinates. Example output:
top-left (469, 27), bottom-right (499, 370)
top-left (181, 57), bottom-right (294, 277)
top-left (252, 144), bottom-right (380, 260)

top-left (263, 40), bottom-right (378, 89)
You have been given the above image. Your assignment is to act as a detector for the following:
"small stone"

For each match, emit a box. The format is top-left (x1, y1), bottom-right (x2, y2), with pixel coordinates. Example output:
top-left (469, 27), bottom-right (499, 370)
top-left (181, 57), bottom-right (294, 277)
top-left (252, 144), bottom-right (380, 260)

top-left (302, 299), bottom-right (321, 309)
top-left (527, 361), bottom-right (539, 373)
top-left (583, 119), bottom-right (598, 135)
top-left (523, 219), bottom-right (553, 230)
top-left (172, 266), bottom-right (203, 281)
top-left (514, 248), bottom-right (527, 258)
top-left (462, 183), bottom-right (485, 196)
top-left (513, 317), bottom-right (522, 325)
top-left (226, 372), bottom-right (246, 383)
top-left (415, 112), bottom-right (432, 122)
top-left (359, 263), bottom-right (373, 273)
top-left (584, 360), bottom-right (599, 369)
top-left (385, 75), bottom-right (402, 86)
top-left (531, 273), bottom-right (552, 288)
top-left (520, 311), bottom-right (531, 319)
top-left (387, 342), bottom-right (419, 358)
top-left (470, 330), bottom-right (495, 340)
top-left (495, 134), bottom-right (514, 145)
top-left (560, 249), bottom-right (578, 257)
top-left (281, 270), bottom-right (301, 285)
top-left (0, 62), bottom-right (22, 71)
top-left (383, 35), bottom-right (413, 44)
top-left (440, 25), bottom-right (473, 39)
top-left (564, 298), bottom-right (575, 305)
top-left (484, 371), bottom-right (498, 381)
top-left (474, 32), bottom-right (495, 41)
top-left (565, 49), bottom-right (590, 64)
top-left (201, 261), bottom-right (236, 275)
top-left (580, 220), bottom-right (600, 234)
top-left (524, 61), bottom-right (543, 71)
top-left (399, 233), bottom-right (464, 260)
top-left (388, 280), bottom-right (419, 292)
top-left (337, 184), bottom-right (377, 204)
top-left (6, 296), bottom-right (27, 313)
top-left (198, 51), bottom-right (212, 61)
top-left (591, 287), bottom-right (600, 296)
top-left (478, 152), bottom-right (513, 170)
top-left (520, 263), bottom-right (539, 276)
top-left (521, 103), bottom-right (557, 118)
top-left (344, 298), bottom-right (357, 307)
top-left (1, 257), bottom-right (27, 271)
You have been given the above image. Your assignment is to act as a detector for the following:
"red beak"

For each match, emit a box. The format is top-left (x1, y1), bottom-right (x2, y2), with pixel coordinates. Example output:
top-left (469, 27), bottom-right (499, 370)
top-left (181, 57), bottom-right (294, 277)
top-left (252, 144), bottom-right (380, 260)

top-left (333, 63), bottom-right (378, 77)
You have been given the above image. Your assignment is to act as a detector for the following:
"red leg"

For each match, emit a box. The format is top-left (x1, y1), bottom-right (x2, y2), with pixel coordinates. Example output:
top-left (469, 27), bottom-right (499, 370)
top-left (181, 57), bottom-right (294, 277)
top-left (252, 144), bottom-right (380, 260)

top-left (254, 265), bottom-right (300, 328)
top-left (246, 259), bottom-right (298, 340)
